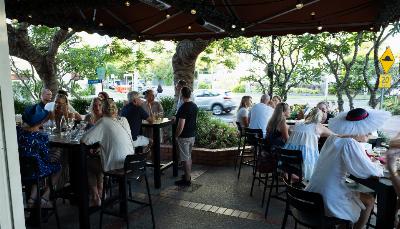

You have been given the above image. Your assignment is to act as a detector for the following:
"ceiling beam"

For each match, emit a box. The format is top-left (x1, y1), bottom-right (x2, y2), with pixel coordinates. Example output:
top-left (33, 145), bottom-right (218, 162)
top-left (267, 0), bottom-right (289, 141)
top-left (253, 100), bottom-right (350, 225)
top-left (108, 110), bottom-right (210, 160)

top-left (141, 10), bottom-right (184, 33)
top-left (103, 8), bottom-right (138, 35)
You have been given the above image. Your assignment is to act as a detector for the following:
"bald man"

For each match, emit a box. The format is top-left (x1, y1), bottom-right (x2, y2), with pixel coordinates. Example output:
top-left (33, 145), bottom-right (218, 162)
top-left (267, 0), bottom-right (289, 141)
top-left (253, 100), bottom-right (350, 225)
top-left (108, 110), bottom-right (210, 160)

top-left (39, 88), bottom-right (52, 109)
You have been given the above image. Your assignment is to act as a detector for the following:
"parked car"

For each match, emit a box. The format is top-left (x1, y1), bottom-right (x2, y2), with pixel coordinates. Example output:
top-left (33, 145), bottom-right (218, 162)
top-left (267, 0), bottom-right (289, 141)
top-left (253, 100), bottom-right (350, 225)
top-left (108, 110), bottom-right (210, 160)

top-left (193, 89), bottom-right (235, 115)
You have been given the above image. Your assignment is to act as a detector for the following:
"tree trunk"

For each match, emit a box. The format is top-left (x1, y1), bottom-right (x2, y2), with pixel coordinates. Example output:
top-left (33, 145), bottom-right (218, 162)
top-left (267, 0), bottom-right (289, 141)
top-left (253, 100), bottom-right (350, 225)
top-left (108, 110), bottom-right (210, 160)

top-left (369, 91), bottom-right (379, 108)
top-left (337, 89), bottom-right (345, 112)
top-left (344, 89), bottom-right (354, 110)
top-left (7, 23), bottom-right (73, 97)
top-left (172, 39), bottom-right (210, 101)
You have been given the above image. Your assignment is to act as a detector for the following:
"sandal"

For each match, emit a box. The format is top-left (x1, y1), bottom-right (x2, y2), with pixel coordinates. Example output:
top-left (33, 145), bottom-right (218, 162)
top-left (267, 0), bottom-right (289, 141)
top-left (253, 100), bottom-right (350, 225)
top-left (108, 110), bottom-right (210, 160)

top-left (40, 197), bottom-right (53, 208)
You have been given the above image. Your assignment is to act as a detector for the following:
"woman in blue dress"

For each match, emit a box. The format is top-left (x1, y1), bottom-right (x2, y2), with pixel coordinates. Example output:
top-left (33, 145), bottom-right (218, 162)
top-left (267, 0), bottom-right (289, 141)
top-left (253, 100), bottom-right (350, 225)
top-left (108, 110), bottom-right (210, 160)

top-left (17, 104), bottom-right (61, 208)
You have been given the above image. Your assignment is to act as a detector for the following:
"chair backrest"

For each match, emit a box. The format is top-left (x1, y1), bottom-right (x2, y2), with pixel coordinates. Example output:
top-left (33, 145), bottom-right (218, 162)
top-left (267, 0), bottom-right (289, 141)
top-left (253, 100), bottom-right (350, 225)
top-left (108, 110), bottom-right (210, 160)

top-left (285, 179), bottom-right (325, 226)
top-left (235, 121), bottom-right (242, 133)
top-left (277, 148), bottom-right (303, 183)
top-left (244, 128), bottom-right (263, 144)
top-left (19, 156), bottom-right (39, 179)
top-left (124, 153), bottom-right (147, 175)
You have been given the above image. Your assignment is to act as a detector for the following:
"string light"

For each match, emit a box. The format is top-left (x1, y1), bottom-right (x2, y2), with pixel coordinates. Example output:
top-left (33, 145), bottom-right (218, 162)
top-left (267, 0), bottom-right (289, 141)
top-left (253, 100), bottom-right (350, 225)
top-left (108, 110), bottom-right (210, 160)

top-left (317, 23), bottom-right (323, 31)
top-left (370, 27), bottom-right (374, 30)
top-left (241, 27), bottom-right (245, 31)
top-left (190, 9), bottom-right (196, 15)
top-left (310, 12), bottom-right (316, 16)
top-left (231, 24), bottom-right (236, 29)
top-left (28, 14), bottom-right (32, 18)
top-left (188, 25), bottom-right (192, 30)
top-left (295, 1), bottom-right (303, 9)
top-left (99, 22), bottom-right (104, 27)
top-left (12, 19), bottom-right (18, 23)
top-left (125, 1), bottom-right (130, 6)
top-left (166, 14), bottom-right (170, 18)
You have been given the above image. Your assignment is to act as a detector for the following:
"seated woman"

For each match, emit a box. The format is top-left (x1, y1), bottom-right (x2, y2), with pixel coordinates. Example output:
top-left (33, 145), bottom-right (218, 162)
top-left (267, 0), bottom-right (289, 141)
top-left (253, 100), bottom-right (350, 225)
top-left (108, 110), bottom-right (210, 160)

top-left (268, 95), bottom-right (282, 109)
top-left (17, 104), bottom-right (61, 208)
top-left (141, 89), bottom-right (163, 118)
top-left (284, 108), bottom-right (334, 181)
top-left (84, 97), bottom-right (103, 129)
top-left (45, 90), bottom-right (81, 121)
top-left (316, 101), bottom-right (334, 124)
top-left (97, 91), bottom-right (109, 101)
top-left (305, 108), bottom-right (389, 229)
top-left (80, 99), bottom-right (135, 206)
top-left (266, 102), bottom-right (290, 151)
top-left (52, 94), bottom-right (80, 130)
top-left (236, 96), bottom-right (252, 128)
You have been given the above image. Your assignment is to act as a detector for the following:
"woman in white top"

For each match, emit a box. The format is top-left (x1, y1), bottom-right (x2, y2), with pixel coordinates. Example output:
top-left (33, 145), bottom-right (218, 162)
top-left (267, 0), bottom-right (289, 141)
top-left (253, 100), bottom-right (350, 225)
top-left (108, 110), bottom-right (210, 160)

top-left (284, 108), bottom-right (333, 180)
top-left (236, 96), bottom-right (252, 128)
top-left (81, 98), bottom-right (135, 206)
top-left (305, 108), bottom-right (389, 229)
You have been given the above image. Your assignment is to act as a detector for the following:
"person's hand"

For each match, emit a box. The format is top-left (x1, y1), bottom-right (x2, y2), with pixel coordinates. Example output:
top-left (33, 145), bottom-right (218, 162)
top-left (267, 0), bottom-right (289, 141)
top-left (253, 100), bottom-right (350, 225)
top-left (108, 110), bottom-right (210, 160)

top-left (386, 149), bottom-right (400, 175)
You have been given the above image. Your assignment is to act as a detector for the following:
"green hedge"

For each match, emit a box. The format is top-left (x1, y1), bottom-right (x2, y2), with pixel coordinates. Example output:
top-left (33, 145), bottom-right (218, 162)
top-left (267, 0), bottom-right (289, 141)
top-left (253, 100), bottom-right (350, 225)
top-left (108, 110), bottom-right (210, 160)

top-left (384, 96), bottom-right (400, 115)
top-left (290, 87), bottom-right (320, 95)
top-left (231, 84), bottom-right (246, 93)
top-left (195, 110), bottom-right (238, 149)
top-left (198, 81), bottom-right (211, 89)
top-left (159, 96), bottom-right (175, 118)
top-left (14, 99), bottom-right (34, 114)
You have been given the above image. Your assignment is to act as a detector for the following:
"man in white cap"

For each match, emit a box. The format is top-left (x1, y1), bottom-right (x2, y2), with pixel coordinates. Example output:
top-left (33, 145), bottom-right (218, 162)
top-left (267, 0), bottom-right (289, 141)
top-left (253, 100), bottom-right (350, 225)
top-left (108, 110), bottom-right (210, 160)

top-left (305, 108), bottom-right (390, 229)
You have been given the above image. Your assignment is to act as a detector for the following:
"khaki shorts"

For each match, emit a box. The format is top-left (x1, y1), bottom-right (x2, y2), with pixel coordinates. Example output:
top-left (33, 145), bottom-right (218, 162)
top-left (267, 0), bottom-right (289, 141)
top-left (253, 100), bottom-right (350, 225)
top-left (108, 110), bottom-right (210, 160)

top-left (177, 137), bottom-right (195, 161)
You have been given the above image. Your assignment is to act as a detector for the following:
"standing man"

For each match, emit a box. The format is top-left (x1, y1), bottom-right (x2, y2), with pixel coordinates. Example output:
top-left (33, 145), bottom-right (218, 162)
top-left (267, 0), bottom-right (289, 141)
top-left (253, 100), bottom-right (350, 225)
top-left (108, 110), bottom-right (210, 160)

top-left (121, 91), bottom-right (153, 148)
top-left (38, 88), bottom-right (52, 109)
top-left (248, 94), bottom-right (274, 138)
top-left (175, 80), bottom-right (187, 111)
top-left (175, 86), bottom-right (198, 186)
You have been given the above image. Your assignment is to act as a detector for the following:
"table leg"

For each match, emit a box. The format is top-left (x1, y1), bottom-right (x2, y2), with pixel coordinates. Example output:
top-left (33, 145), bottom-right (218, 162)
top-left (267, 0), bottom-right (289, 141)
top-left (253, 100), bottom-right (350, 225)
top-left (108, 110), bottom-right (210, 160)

top-left (172, 124), bottom-right (178, 177)
top-left (153, 127), bottom-right (161, 188)
top-left (119, 177), bottom-right (128, 216)
top-left (375, 183), bottom-right (396, 229)
top-left (77, 145), bottom-right (90, 229)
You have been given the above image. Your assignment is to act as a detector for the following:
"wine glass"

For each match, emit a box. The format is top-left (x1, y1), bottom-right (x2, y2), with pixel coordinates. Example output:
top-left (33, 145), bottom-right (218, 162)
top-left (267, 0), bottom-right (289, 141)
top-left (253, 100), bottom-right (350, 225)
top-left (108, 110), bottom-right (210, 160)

top-left (158, 111), bottom-right (164, 121)
top-left (49, 120), bottom-right (56, 136)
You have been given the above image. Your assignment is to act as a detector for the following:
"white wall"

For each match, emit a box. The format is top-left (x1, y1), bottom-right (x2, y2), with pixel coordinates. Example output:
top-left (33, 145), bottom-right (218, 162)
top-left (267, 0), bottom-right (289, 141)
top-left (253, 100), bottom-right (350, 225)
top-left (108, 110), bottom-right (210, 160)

top-left (0, 0), bottom-right (26, 227)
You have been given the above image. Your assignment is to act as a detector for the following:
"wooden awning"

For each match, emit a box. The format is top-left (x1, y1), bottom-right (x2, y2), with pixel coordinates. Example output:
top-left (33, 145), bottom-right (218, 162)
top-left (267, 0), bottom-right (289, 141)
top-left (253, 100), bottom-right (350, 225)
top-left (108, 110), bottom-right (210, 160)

top-left (5, 0), bottom-right (400, 41)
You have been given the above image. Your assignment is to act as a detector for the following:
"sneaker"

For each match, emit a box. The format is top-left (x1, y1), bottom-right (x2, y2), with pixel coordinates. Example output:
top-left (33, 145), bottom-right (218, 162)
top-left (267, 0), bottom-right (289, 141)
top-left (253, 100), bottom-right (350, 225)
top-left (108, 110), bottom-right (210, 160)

top-left (174, 179), bottom-right (191, 186)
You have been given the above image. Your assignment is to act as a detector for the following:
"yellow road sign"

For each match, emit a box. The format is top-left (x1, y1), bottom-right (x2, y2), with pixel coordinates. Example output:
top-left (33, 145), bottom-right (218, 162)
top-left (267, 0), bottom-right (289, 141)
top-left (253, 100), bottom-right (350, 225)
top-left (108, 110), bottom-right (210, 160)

top-left (379, 74), bottom-right (391, 88)
top-left (379, 47), bottom-right (395, 73)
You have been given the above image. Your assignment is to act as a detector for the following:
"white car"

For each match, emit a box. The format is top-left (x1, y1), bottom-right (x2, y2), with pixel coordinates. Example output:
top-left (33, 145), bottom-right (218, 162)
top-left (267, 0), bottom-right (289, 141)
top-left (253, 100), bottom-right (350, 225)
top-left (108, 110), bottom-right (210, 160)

top-left (193, 89), bottom-right (236, 115)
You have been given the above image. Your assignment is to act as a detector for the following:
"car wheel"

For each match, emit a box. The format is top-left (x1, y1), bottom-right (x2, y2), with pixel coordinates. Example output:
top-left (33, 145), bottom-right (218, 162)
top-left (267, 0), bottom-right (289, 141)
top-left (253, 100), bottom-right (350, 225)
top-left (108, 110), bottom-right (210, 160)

top-left (212, 104), bottom-right (223, 115)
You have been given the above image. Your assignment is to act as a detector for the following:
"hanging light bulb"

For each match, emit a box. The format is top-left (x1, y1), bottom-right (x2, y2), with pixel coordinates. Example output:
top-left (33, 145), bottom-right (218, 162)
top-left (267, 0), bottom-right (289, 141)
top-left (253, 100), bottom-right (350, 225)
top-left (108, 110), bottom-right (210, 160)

top-left (28, 14), bottom-right (32, 18)
top-left (241, 27), bottom-right (245, 31)
top-left (125, 1), bottom-right (130, 6)
top-left (166, 14), bottom-right (170, 18)
top-left (295, 1), bottom-right (303, 9)
top-left (317, 24), bottom-right (323, 31)
top-left (68, 27), bottom-right (73, 32)
top-left (188, 25), bottom-right (192, 30)
top-left (99, 22), bottom-right (104, 27)
top-left (310, 12), bottom-right (316, 16)
top-left (231, 24), bottom-right (236, 29)
top-left (190, 9), bottom-right (197, 15)
top-left (370, 27), bottom-right (374, 30)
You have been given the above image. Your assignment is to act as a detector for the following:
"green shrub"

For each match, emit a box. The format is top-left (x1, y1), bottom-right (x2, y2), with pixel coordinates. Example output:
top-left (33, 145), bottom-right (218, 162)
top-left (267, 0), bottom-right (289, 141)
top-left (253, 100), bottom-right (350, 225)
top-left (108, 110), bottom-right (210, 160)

top-left (70, 98), bottom-right (91, 115)
top-left (160, 96), bottom-right (175, 118)
top-left (115, 100), bottom-right (125, 110)
top-left (290, 87), bottom-right (320, 95)
top-left (232, 84), bottom-right (246, 93)
top-left (14, 99), bottom-right (34, 114)
top-left (195, 110), bottom-right (238, 149)
top-left (384, 96), bottom-right (400, 115)
top-left (198, 81), bottom-right (211, 89)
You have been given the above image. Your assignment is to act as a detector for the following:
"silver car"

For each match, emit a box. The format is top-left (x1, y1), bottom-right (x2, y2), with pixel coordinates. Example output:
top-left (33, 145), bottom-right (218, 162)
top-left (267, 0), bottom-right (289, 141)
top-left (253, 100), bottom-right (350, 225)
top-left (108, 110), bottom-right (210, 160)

top-left (193, 89), bottom-right (236, 115)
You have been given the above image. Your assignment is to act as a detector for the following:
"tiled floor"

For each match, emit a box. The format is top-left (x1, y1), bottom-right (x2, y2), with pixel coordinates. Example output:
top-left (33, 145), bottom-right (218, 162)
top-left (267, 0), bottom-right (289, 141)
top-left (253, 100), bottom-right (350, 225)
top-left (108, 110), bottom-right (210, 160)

top-left (25, 165), bottom-right (310, 228)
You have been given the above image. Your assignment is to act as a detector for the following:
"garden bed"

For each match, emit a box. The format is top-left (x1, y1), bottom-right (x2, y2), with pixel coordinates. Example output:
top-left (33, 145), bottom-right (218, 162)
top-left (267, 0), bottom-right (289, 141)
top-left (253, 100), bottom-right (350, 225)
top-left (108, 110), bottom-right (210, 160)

top-left (160, 144), bottom-right (238, 166)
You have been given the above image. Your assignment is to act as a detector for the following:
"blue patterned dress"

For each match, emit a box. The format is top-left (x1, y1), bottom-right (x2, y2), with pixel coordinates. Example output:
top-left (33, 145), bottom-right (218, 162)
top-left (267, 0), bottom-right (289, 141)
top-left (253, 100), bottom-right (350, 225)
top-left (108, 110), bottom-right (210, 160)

top-left (17, 126), bottom-right (61, 179)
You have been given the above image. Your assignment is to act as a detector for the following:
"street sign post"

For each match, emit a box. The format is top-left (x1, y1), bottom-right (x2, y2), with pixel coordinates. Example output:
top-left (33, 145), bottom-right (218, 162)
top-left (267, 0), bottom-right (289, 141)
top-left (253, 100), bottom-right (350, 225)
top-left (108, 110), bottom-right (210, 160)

top-left (88, 79), bottom-right (102, 84)
top-left (378, 47), bottom-right (395, 109)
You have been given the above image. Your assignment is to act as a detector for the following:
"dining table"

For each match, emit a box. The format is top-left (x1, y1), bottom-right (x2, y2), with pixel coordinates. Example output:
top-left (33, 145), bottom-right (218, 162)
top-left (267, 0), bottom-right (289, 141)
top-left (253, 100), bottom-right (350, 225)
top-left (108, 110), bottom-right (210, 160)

top-left (48, 132), bottom-right (91, 229)
top-left (142, 118), bottom-right (178, 189)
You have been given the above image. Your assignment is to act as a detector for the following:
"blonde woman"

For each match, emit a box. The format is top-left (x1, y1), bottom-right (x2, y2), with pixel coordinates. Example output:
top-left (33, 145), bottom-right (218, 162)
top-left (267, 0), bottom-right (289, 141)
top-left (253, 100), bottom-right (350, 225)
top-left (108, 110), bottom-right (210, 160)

top-left (236, 96), bottom-right (252, 128)
top-left (266, 102), bottom-right (291, 150)
top-left (81, 99), bottom-right (135, 206)
top-left (284, 107), bottom-right (334, 180)
top-left (268, 95), bottom-right (282, 108)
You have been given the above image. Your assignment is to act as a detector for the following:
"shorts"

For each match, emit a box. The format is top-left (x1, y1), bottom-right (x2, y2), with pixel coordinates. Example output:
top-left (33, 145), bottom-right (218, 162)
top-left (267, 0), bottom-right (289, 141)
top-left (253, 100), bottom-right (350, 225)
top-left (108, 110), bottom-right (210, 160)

top-left (177, 137), bottom-right (195, 161)
top-left (133, 135), bottom-right (149, 147)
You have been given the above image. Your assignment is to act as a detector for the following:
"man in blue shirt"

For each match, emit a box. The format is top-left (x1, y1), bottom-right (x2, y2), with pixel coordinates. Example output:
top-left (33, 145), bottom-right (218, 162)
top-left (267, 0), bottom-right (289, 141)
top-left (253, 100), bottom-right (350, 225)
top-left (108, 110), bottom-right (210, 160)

top-left (121, 91), bottom-right (153, 147)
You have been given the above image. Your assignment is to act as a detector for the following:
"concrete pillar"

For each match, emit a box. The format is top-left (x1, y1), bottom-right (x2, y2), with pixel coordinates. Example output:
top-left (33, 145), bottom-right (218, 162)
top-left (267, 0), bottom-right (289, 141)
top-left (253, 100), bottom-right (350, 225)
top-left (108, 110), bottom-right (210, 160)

top-left (0, 0), bottom-right (26, 227)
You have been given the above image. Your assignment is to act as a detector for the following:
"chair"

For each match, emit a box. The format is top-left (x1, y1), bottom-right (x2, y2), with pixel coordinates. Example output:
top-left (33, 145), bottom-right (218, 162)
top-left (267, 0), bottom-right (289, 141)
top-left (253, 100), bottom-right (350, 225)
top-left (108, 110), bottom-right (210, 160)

top-left (281, 179), bottom-right (351, 229)
top-left (249, 138), bottom-right (277, 207)
top-left (237, 128), bottom-right (263, 179)
top-left (234, 122), bottom-right (244, 170)
top-left (20, 156), bottom-right (60, 229)
top-left (99, 153), bottom-right (155, 229)
top-left (265, 148), bottom-right (303, 219)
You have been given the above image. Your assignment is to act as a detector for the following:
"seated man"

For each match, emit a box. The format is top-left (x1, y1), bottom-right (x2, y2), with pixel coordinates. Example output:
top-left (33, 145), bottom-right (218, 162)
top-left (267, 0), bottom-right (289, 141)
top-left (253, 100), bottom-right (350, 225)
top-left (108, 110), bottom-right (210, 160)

top-left (121, 91), bottom-right (153, 147)
top-left (38, 88), bottom-right (52, 109)
top-left (248, 94), bottom-right (274, 138)
top-left (306, 108), bottom-right (390, 229)
top-left (316, 101), bottom-right (333, 124)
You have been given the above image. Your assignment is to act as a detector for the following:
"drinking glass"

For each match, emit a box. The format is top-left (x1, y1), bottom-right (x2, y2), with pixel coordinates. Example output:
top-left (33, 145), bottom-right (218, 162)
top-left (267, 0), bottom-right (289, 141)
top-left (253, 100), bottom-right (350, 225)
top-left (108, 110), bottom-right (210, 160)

top-left (158, 111), bottom-right (164, 121)
top-left (49, 120), bottom-right (57, 136)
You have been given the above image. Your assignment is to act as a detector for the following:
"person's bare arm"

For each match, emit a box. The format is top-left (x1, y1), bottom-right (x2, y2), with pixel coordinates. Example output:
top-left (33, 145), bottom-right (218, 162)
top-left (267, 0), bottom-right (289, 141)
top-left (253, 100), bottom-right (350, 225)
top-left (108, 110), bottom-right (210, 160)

top-left (175, 118), bottom-right (186, 138)
top-left (317, 123), bottom-right (334, 137)
top-left (281, 122), bottom-right (289, 141)
top-left (387, 149), bottom-right (400, 197)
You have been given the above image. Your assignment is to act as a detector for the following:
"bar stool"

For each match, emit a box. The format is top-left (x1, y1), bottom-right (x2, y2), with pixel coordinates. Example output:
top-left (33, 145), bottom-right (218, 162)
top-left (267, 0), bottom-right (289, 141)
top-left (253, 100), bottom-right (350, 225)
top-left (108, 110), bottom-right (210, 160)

top-left (237, 128), bottom-right (263, 179)
top-left (234, 122), bottom-right (244, 170)
top-left (99, 153), bottom-right (155, 229)
top-left (20, 156), bottom-right (60, 229)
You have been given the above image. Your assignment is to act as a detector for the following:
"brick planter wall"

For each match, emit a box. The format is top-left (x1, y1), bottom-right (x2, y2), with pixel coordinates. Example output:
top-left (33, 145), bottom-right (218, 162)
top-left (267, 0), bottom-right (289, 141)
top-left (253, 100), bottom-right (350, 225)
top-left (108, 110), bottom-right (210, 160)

top-left (160, 144), bottom-right (238, 166)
